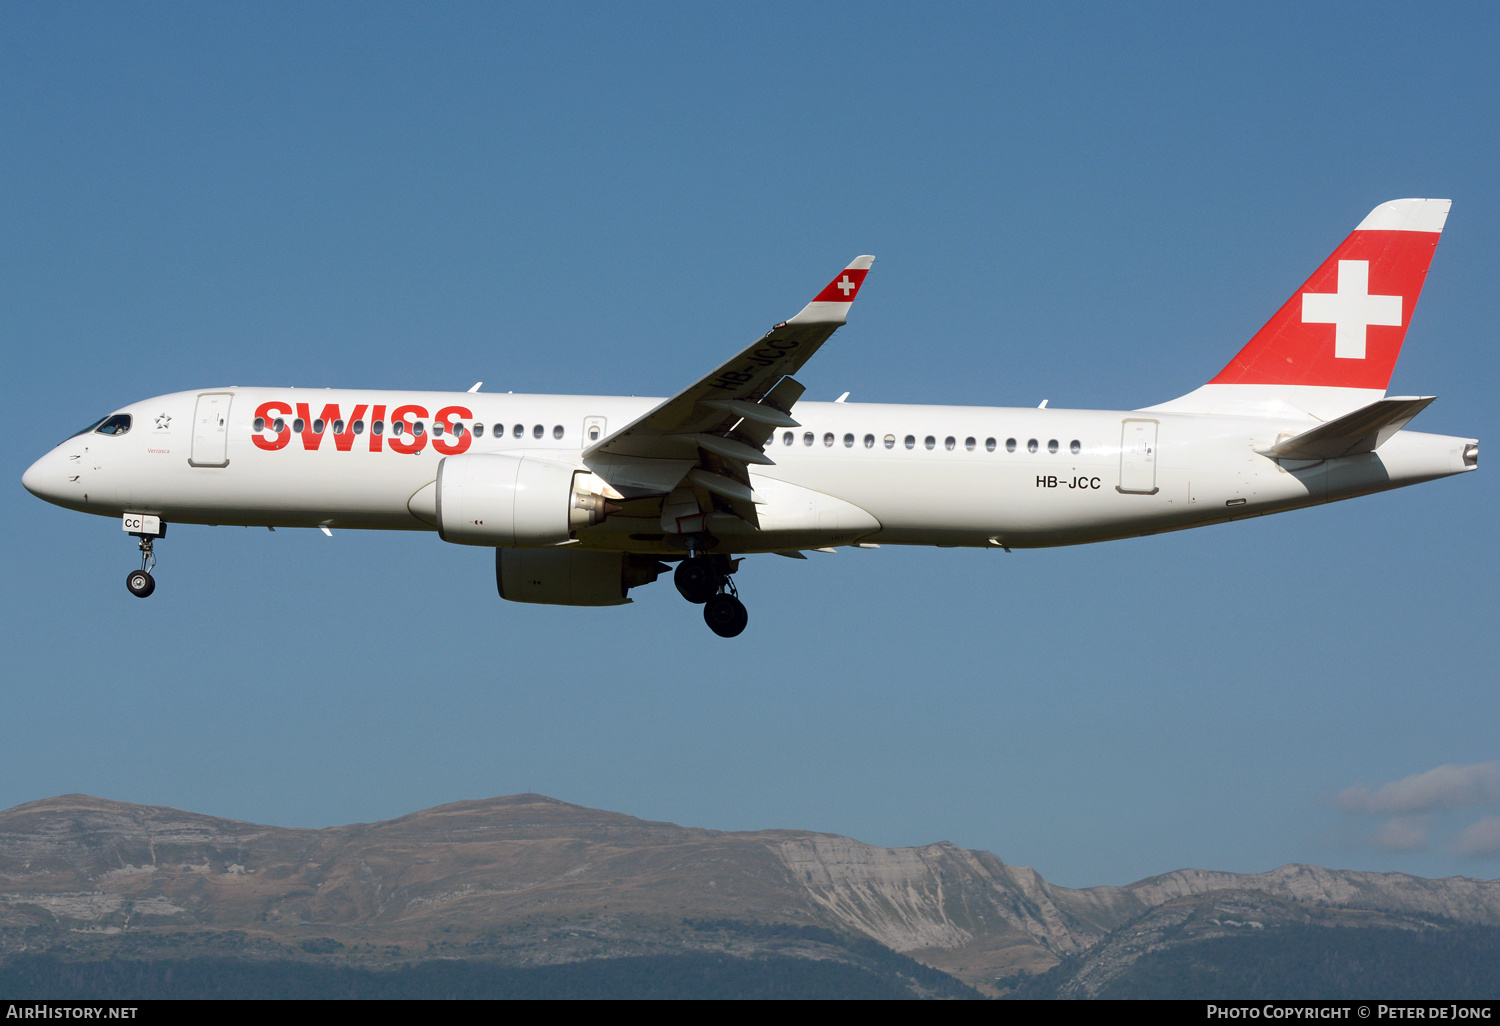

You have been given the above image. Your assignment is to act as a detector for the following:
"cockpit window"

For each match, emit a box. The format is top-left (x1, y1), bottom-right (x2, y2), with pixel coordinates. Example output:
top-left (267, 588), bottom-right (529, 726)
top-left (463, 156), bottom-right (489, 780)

top-left (69, 417), bottom-right (110, 439)
top-left (94, 414), bottom-right (132, 436)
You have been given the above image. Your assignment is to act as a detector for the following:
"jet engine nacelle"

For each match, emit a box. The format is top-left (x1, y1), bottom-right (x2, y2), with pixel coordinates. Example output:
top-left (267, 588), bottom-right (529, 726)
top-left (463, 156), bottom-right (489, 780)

top-left (496, 548), bottom-right (669, 606)
top-left (436, 453), bottom-right (612, 547)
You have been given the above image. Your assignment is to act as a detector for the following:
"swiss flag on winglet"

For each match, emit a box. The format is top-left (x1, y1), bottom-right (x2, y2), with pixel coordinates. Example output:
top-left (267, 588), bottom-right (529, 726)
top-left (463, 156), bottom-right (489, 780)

top-left (787, 256), bottom-right (875, 325)
top-left (811, 257), bottom-right (874, 303)
top-left (813, 269), bottom-right (868, 303)
top-left (1209, 199), bottom-right (1449, 391)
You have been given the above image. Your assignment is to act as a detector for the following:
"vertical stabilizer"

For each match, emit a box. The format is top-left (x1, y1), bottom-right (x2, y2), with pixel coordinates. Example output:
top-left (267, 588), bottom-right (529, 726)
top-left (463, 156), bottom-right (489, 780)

top-left (1146, 199), bottom-right (1449, 421)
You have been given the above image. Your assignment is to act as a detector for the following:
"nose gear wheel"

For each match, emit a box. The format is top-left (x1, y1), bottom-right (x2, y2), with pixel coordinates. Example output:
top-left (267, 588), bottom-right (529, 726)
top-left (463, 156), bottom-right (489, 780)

top-left (126, 569), bottom-right (155, 598)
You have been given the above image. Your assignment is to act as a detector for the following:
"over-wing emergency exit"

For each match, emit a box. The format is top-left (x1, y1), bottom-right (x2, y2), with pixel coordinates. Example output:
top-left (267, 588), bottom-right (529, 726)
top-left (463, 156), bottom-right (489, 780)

top-left (22, 200), bottom-right (1478, 636)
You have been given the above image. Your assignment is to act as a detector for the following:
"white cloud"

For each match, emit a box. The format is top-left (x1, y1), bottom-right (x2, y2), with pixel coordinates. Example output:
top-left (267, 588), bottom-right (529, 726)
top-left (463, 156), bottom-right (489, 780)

top-left (1372, 815), bottom-right (1431, 851)
top-left (1336, 762), bottom-right (1500, 815)
top-left (1454, 817), bottom-right (1500, 859)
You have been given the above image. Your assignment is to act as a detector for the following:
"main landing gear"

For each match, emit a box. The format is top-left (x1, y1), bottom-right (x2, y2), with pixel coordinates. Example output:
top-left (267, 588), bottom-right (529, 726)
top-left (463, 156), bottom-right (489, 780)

top-left (674, 552), bottom-right (748, 638)
top-left (125, 521), bottom-right (166, 598)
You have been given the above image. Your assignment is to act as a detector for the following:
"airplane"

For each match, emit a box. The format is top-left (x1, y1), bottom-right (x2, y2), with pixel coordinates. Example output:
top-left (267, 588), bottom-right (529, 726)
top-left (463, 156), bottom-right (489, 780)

top-left (21, 198), bottom-right (1478, 637)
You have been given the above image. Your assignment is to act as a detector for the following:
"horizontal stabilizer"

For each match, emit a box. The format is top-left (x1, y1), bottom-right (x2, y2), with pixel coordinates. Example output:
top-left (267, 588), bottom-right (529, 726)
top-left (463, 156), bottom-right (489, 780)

top-left (1257, 396), bottom-right (1435, 460)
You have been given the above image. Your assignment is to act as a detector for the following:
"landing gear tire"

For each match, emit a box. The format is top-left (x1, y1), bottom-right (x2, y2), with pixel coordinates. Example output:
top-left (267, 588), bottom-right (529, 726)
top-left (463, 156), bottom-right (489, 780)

top-left (704, 594), bottom-right (748, 638)
top-left (126, 569), bottom-right (155, 598)
top-left (674, 557), bottom-right (720, 604)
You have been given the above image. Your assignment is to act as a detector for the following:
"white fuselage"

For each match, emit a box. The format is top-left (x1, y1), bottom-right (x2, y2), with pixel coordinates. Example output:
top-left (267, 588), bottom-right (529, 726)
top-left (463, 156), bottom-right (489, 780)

top-left (23, 387), bottom-right (1477, 554)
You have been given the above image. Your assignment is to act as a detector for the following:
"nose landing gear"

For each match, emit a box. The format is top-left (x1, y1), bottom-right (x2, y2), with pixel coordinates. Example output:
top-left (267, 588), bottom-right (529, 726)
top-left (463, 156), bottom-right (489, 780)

top-left (124, 518), bottom-right (166, 598)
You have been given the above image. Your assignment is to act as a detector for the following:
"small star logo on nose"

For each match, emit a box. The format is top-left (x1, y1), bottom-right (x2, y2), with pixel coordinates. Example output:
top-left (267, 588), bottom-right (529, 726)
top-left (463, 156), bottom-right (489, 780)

top-left (155, 413), bottom-right (172, 430)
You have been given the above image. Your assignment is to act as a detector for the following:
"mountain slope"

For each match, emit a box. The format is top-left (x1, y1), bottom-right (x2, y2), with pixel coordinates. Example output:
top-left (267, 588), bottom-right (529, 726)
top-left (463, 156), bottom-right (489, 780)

top-left (2, 793), bottom-right (1497, 996)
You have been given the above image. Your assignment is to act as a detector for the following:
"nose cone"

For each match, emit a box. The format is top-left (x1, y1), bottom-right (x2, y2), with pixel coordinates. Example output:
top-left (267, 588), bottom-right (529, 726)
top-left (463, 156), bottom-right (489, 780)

top-left (22, 454), bottom-right (45, 497)
top-left (22, 449), bottom-right (67, 505)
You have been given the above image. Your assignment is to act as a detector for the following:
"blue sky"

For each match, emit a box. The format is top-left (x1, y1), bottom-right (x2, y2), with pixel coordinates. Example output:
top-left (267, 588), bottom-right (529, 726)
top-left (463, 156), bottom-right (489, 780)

top-left (3, 2), bottom-right (1497, 888)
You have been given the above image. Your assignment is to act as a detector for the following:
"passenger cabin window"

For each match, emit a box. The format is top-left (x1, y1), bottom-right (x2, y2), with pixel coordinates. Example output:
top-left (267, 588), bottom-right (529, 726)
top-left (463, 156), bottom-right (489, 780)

top-left (864, 433), bottom-right (875, 448)
top-left (473, 423), bottom-right (484, 437)
top-left (432, 422), bottom-right (444, 436)
top-left (391, 421), bottom-right (403, 437)
top-left (513, 424), bottom-right (524, 438)
top-left (803, 432), bottom-right (814, 446)
top-left (353, 420), bottom-right (365, 434)
top-left (372, 421), bottom-right (383, 435)
top-left (293, 418), bottom-right (306, 433)
top-left (95, 414), bottom-right (132, 435)
top-left (312, 418), bottom-right (325, 433)
top-left (588, 426), bottom-right (599, 441)
top-left (532, 424), bottom-right (543, 439)
top-left (823, 432), bottom-right (834, 447)
top-left (905, 435), bottom-right (915, 449)
top-left (965, 436), bottom-right (976, 451)
top-left (924, 435), bottom-right (935, 450)
top-left (843, 433), bottom-right (854, 448)
top-left (985, 437), bottom-right (996, 452)
top-left (1006, 438), bottom-right (1016, 452)
top-left (413, 422), bottom-right (425, 436)
top-left (333, 420), bottom-right (345, 434)
top-left (1027, 438), bottom-right (1038, 453)
top-left (884, 434), bottom-right (896, 449)
top-left (451, 422), bottom-right (465, 436)
top-left (1047, 439), bottom-right (1058, 454)
top-left (944, 436), bottom-right (956, 450)
top-left (783, 431), bottom-right (793, 446)
top-left (553, 425), bottom-right (564, 439)
top-left (1070, 439), bottom-right (1081, 454)
top-left (253, 417), bottom-right (265, 432)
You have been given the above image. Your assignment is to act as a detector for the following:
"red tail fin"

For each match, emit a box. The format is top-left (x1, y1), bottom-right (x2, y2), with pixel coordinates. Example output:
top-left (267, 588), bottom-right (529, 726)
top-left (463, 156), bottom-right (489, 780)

top-left (1210, 199), bottom-right (1449, 391)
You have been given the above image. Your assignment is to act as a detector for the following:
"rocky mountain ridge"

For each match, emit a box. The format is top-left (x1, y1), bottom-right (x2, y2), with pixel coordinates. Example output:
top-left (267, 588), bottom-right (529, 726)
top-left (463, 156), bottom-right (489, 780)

top-left (2, 793), bottom-right (1497, 995)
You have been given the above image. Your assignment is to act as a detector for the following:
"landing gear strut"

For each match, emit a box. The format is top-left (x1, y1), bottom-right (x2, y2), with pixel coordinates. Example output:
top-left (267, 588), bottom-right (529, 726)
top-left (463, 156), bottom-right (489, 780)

top-left (125, 520), bottom-right (166, 598)
top-left (674, 550), bottom-right (748, 637)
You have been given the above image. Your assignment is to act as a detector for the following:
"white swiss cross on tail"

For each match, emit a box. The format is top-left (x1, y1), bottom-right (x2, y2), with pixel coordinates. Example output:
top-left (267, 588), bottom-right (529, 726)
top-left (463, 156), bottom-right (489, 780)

top-left (1301, 260), bottom-right (1402, 360)
top-left (836, 274), bottom-right (856, 297)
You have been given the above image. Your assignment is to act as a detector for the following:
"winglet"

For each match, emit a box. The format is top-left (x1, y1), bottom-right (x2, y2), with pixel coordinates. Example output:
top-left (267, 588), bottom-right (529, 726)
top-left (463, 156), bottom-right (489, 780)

top-left (788, 255), bottom-right (875, 325)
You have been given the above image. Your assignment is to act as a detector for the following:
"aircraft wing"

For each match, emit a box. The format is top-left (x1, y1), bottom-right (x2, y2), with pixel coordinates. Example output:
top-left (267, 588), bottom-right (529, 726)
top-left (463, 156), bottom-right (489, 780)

top-left (582, 256), bottom-right (874, 522)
